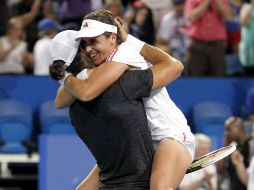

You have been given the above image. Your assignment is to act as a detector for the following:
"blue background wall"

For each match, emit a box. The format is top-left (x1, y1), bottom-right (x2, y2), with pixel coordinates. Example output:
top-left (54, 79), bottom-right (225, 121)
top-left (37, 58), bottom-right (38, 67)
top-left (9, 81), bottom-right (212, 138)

top-left (0, 75), bottom-right (253, 131)
top-left (39, 135), bottom-right (96, 190)
top-left (0, 76), bottom-right (58, 113)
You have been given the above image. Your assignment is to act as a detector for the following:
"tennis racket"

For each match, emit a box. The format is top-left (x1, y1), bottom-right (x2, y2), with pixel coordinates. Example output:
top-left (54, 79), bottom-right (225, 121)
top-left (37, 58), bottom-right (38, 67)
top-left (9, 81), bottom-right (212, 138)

top-left (186, 144), bottom-right (236, 174)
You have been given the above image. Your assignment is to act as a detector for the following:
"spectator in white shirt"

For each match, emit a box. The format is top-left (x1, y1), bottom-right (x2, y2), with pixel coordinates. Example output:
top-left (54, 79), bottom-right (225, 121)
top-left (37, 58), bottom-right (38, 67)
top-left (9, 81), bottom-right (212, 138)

top-left (33, 18), bottom-right (61, 75)
top-left (156, 0), bottom-right (189, 70)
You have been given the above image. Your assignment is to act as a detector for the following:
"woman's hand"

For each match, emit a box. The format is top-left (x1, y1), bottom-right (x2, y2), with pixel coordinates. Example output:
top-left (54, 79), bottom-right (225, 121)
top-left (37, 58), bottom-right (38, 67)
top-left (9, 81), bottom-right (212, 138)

top-left (231, 150), bottom-right (244, 166)
top-left (114, 17), bottom-right (128, 42)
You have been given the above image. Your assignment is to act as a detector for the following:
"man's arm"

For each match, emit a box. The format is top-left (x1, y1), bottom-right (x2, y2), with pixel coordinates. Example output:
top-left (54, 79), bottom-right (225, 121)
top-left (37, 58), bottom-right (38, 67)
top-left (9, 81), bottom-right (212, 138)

top-left (18, 0), bottom-right (41, 26)
top-left (185, 0), bottom-right (210, 22)
top-left (140, 43), bottom-right (183, 90)
top-left (215, 0), bottom-right (231, 20)
top-left (55, 69), bottom-right (97, 108)
top-left (55, 87), bottom-right (76, 108)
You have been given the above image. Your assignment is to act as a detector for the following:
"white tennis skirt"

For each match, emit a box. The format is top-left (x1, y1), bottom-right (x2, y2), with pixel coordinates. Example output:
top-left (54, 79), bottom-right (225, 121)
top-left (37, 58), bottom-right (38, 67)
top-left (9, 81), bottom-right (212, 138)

top-left (152, 129), bottom-right (195, 161)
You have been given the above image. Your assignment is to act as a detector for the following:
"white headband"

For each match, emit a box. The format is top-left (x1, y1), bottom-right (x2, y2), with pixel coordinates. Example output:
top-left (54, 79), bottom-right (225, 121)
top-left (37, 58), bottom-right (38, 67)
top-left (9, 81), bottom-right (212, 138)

top-left (76, 19), bottom-right (117, 40)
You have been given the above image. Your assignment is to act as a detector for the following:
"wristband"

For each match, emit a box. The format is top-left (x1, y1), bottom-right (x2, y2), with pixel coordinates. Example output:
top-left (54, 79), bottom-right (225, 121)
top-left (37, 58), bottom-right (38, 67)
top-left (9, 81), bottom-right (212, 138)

top-left (59, 72), bottom-right (71, 86)
top-left (126, 34), bottom-right (145, 53)
top-left (76, 69), bottom-right (88, 80)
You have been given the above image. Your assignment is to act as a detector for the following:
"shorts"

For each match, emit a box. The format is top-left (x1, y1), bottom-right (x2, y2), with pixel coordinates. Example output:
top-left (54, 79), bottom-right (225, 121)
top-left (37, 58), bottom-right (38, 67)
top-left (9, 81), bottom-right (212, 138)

top-left (152, 131), bottom-right (195, 161)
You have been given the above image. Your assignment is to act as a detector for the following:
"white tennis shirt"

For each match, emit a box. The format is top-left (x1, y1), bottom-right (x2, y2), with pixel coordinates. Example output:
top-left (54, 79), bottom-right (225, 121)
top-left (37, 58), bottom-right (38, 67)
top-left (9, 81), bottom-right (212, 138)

top-left (111, 42), bottom-right (194, 145)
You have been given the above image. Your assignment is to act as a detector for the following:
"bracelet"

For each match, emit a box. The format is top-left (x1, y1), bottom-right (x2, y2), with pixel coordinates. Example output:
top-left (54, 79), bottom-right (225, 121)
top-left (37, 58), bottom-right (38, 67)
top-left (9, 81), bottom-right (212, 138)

top-left (126, 34), bottom-right (145, 53)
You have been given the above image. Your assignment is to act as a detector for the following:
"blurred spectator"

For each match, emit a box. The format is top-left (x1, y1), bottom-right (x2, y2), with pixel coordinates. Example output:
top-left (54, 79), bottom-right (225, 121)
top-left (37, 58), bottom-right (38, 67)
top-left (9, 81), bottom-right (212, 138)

top-left (184, 0), bottom-right (231, 76)
top-left (40, 0), bottom-right (80, 31)
top-left (104, 0), bottom-right (124, 17)
top-left (156, 0), bottom-right (189, 67)
top-left (8, 0), bottom-right (40, 24)
top-left (142, 0), bottom-right (172, 30)
top-left (41, 0), bottom-right (61, 20)
top-left (0, 0), bottom-right (9, 36)
top-left (0, 17), bottom-right (33, 74)
top-left (121, 1), bottom-right (137, 31)
top-left (231, 151), bottom-right (254, 190)
top-left (179, 133), bottom-right (217, 190)
top-left (59, 0), bottom-right (92, 26)
top-left (33, 18), bottom-right (61, 76)
top-left (91, 0), bottom-right (104, 11)
top-left (129, 1), bottom-right (155, 45)
top-left (239, 0), bottom-right (254, 76)
top-left (223, 116), bottom-right (254, 164)
top-left (217, 116), bottom-right (248, 190)
top-left (103, 0), bottom-right (131, 32)
top-left (225, 0), bottom-right (243, 54)
top-left (231, 124), bottom-right (254, 190)
top-left (223, 117), bottom-right (246, 146)
top-left (9, 0), bottom-right (41, 52)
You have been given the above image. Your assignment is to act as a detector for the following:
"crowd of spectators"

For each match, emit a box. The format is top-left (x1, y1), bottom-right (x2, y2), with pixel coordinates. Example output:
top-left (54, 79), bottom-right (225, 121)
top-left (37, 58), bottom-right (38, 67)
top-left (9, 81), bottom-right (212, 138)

top-left (0, 0), bottom-right (253, 77)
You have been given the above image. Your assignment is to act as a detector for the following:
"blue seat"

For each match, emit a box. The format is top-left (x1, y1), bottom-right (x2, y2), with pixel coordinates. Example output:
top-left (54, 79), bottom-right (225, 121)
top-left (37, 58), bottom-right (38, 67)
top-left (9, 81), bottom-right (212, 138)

top-left (193, 101), bottom-right (233, 131)
top-left (40, 100), bottom-right (76, 135)
top-left (0, 100), bottom-right (33, 153)
top-left (192, 101), bottom-right (232, 149)
top-left (193, 101), bottom-right (232, 137)
top-left (0, 89), bottom-right (8, 100)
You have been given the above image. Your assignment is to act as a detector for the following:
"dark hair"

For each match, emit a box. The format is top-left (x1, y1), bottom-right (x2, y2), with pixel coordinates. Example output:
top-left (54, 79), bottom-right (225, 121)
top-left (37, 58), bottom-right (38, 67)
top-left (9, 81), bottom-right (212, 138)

top-left (130, 6), bottom-right (155, 45)
top-left (49, 52), bottom-right (85, 81)
top-left (49, 60), bottom-right (65, 81)
top-left (84, 9), bottom-right (115, 26)
top-left (65, 53), bottom-right (86, 75)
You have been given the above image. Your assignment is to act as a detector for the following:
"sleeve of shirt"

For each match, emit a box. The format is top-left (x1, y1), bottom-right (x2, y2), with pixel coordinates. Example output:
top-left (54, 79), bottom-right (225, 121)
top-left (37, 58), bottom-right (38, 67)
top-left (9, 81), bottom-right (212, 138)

top-left (119, 69), bottom-right (153, 100)
top-left (111, 42), bottom-right (150, 69)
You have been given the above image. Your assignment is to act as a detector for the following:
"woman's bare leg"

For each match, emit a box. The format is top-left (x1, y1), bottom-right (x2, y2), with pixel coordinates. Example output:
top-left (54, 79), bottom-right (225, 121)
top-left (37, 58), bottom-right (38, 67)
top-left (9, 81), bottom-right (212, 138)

top-left (150, 138), bottom-right (192, 190)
